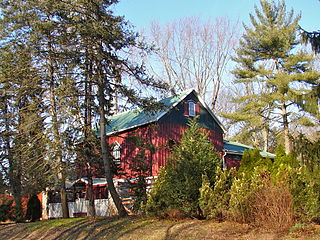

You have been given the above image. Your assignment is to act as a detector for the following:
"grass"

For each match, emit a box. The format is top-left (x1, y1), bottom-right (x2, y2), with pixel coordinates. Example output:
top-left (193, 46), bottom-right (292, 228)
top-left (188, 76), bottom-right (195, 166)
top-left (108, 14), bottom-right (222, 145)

top-left (27, 217), bottom-right (87, 231)
top-left (1, 216), bottom-right (320, 240)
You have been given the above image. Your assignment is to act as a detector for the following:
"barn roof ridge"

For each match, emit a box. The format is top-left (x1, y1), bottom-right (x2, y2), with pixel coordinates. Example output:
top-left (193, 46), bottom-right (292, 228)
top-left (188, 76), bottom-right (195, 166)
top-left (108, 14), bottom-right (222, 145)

top-left (106, 89), bottom-right (224, 135)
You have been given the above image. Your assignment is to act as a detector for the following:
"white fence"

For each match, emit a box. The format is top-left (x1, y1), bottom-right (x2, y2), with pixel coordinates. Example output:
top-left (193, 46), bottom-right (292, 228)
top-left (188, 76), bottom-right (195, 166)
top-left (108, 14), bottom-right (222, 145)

top-left (48, 198), bottom-right (109, 218)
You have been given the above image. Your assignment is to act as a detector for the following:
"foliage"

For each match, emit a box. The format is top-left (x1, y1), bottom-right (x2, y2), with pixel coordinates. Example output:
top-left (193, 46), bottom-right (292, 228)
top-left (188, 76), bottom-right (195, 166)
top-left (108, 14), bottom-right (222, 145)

top-left (199, 167), bottom-right (236, 220)
top-left (126, 133), bottom-right (156, 212)
top-left (227, 142), bottom-right (320, 225)
top-left (270, 145), bottom-right (297, 182)
top-left (292, 134), bottom-right (320, 170)
top-left (0, 172), bottom-right (7, 194)
top-left (301, 29), bottom-right (320, 54)
top-left (0, 199), bottom-right (13, 222)
top-left (145, 117), bottom-right (220, 218)
top-left (25, 195), bottom-right (41, 222)
top-left (198, 174), bottom-right (215, 219)
top-left (288, 166), bottom-right (320, 223)
top-left (272, 137), bottom-right (320, 222)
top-left (144, 167), bottom-right (174, 218)
top-left (229, 169), bottom-right (267, 222)
top-left (238, 149), bottom-right (273, 176)
top-left (228, 149), bottom-right (278, 223)
top-left (224, 0), bottom-right (320, 153)
top-left (0, 44), bottom-right (53, 219)
top-left (0, 0), bottom-right (168, 218)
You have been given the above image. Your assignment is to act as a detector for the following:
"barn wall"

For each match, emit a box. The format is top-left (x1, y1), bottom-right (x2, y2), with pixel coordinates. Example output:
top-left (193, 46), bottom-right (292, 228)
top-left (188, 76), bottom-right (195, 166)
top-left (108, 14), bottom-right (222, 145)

top-left (108, 121), bottom-right (224, 177)
top-left (104, 91), bottom-right (225, 178)
top-left (225, 154), bottom-right (241, 169)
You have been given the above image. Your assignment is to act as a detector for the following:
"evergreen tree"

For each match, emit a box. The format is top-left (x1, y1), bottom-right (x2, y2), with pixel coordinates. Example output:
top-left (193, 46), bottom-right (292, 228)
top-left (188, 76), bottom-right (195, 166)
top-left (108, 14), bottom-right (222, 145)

top-left (0, 171), bottom-right (6, 194)
top-left (225, 0), bottom-right (319, 153)
top-left (0, 0), bottom-right (167, 218)
top-left (0, 44), bottom-right (52, 220)
top-left (0, 0), bottom-right (84, 218)
top-left (55, 0), bottom-right (167, 217)
top-left (146, 118), bottom-right (220, 218)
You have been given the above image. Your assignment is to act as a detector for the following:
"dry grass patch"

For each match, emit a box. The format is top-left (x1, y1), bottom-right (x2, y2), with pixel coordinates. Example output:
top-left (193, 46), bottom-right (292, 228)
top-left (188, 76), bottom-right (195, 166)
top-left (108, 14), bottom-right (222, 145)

top-left (249, 184), bottom-right (293, 231)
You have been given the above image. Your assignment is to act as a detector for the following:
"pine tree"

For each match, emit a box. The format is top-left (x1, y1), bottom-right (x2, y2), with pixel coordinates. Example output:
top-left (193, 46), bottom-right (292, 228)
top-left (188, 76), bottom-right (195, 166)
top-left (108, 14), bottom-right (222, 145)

top-left (225, 0), bottom-right (320, 153)
top-left (0, 43), bottom-right (52, 220)
top-left (0, 0), bottom-right (167, 218)
top-left (0, 0), bottom-right (81, 218)
top-left (55, 0), bottom-right (167, 217)
top-left (146, 117), bottom-right (220, 218)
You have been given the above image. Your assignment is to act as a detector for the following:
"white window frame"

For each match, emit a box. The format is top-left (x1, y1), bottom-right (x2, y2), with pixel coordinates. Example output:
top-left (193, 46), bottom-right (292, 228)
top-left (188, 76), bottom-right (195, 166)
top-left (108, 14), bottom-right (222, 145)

top-left (188, 101), bottom-right (196, 117)
top-left (112, 141), bottom-right (121, 164)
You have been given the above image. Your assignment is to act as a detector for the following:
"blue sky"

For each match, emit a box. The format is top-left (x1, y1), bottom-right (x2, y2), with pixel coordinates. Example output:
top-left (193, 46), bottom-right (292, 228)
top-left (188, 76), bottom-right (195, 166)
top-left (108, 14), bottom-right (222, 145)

top-left (113, 0), bottom-right (320, 32)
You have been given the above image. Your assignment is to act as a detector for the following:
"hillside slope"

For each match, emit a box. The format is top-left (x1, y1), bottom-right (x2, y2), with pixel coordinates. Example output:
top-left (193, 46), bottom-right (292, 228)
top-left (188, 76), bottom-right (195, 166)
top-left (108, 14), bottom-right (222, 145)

top-left (0, 216), bottom-right (319, 240)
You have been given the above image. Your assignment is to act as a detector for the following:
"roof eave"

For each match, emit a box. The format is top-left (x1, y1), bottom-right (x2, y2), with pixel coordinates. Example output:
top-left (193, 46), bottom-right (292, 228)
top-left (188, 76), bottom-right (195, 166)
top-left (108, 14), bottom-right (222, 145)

top-left (194, 91), bottom-right (226, 133)
top-left (223, 150), bottom-right (244, 155)
top-left (106, 120), bottom-right (157, 136)
top-left (107, 89), bottom-right (194, 135)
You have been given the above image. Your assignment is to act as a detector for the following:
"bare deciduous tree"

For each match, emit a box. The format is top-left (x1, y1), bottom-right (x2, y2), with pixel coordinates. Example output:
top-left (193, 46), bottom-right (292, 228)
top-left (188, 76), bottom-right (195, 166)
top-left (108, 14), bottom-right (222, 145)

top-left (145, 16), bottom-right (239, 110)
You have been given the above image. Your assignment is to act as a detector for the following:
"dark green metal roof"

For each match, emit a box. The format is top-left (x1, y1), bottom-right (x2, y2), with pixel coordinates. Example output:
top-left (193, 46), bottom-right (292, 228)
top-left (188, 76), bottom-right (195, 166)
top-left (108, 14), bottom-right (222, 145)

top-left (223, 140), bottom-right (276, 158)
top-left (106, 89), bottom-right (193, 135)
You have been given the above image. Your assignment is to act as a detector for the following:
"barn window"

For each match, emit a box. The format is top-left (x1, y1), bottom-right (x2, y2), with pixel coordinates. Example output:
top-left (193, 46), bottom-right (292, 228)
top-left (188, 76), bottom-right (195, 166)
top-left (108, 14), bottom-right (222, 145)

top-left (112, 141), bottom-right (121, 164)
top-left (188, 101), bottom-right (196, 116)
top-left (184, 100), bottom-right (200, 117)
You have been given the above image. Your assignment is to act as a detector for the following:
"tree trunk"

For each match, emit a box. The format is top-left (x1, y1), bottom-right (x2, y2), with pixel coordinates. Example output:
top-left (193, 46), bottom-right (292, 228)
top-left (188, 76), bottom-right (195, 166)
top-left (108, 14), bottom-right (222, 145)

top-left (97, 84), bottom-right (128, 217)
top-left (5, 97), bottom-right (23, 221)
top-left (11, 168), bottom-right (23, 221)
top-left (281, 103), bottom-right (292, 154)
top-left (84, 54), bottom-right (96, 218)
top-left (60, 181), bottom-right (69, 218)
top-left (48, 36), bottom-right (69, 218)
top-left (86, 163), bottom-right (96, 217)
top-left (262, 123), bottom-right (269, 152)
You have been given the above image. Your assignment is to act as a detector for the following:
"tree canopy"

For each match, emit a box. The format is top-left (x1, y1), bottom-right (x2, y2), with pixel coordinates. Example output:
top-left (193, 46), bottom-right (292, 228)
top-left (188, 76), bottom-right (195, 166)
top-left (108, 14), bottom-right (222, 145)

top-left (223, 0), bottom-right (320, 153)
top-left (0, 0), bottom-right (167, 219)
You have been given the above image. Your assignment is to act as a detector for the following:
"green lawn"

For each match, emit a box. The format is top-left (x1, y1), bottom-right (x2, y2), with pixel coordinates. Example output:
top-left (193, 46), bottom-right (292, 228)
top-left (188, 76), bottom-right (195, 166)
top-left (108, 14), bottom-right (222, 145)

top-left (1, 216), bottom-right (320, 240)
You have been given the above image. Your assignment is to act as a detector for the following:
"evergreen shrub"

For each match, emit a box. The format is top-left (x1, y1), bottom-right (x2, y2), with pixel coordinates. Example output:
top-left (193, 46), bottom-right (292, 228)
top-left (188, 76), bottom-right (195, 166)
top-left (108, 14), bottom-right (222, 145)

top-left (199, 167), bottom-right (236, 220)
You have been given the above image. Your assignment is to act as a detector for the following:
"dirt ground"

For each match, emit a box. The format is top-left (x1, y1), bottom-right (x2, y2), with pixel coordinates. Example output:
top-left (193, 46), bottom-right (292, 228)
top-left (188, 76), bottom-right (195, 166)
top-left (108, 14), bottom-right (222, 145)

top-left (1, 216), bottom-right (320, 240)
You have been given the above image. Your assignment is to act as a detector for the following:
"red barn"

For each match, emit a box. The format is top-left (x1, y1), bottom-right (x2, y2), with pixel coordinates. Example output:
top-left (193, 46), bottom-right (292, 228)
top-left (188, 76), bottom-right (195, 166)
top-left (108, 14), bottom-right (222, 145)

top-left (43, 89), bottom-right (275, 218)
top-left (105, 89), bottom-right (225, 179)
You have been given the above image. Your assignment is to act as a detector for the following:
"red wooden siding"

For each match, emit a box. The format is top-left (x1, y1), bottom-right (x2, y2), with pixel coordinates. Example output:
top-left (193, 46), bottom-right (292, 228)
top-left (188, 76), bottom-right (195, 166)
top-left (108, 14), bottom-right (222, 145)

top-left (224, 154), bottom-right (241, 169)
top-left (108, 122), bottom-right (224, 178)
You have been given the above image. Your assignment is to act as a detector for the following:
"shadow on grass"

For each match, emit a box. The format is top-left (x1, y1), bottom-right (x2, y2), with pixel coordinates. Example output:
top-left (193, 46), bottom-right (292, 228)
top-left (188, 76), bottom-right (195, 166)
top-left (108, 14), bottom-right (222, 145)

top-left (0, 224), bottom-right (29, 240)
top-left (164, 221), bottom-right (198, 240)
top-left (51, 220), bottom-right (99, 240)
top-left (0, 222), bottom-right (16, 226)
top-left (28, 218), bottom-right (87, 231)
top-left (1, 216), bottom-right (202, 240)
top-left (50, 216), bottom-right (154, 240)
top-left (50, 216), bottom-right (128, 240)
top-left (163, 224), bottom-right (176, 240)
top-left (89, 217), bottom-right (150, 240)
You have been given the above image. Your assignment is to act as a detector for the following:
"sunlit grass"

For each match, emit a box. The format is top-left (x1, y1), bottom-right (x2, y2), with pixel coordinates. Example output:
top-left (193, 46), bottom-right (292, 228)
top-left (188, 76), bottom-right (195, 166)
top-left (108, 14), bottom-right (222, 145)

top-left (28, 217), bottom-right (87, 231)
